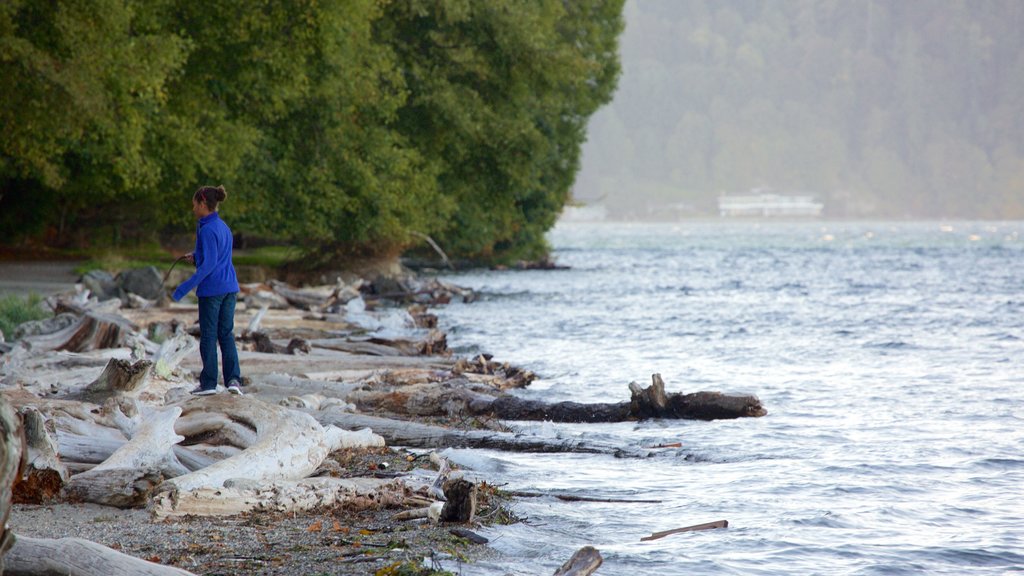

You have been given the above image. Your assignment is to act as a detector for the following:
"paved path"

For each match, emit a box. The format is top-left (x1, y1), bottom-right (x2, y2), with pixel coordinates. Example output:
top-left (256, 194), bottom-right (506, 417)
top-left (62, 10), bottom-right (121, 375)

top-left (0, 261), bottom-right (80, 298)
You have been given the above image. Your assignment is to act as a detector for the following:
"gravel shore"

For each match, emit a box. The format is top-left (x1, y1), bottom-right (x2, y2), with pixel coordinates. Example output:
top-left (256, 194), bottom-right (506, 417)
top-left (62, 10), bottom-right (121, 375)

top-left (8, 447), bottom-right (508, 575)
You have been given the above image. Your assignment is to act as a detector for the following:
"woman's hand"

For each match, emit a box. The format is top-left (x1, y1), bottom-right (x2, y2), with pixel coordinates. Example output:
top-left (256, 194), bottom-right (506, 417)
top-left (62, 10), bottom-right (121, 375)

top-left (185, 253), bottom-right (195, 266)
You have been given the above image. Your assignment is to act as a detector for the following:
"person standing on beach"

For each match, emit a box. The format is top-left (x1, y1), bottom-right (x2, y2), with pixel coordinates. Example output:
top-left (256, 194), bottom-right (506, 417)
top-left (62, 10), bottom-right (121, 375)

top-left (172, 185), bottom-right (243, 396)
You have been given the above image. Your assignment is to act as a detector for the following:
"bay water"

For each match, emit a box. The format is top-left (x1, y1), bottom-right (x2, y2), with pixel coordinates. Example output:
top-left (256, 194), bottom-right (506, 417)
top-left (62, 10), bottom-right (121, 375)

top-left (435, 221), bottom-right (1024, 575)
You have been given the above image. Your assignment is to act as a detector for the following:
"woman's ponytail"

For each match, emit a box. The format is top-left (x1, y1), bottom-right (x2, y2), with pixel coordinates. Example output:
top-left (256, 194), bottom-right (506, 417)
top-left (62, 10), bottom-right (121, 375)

top-left (194, 185), bottom-right (227, 209)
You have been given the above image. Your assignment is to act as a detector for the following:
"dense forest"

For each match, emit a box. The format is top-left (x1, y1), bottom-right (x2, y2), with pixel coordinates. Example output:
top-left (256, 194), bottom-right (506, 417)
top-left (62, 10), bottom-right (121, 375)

top-left (576, 0), bottom-right (1024, 219)
top-left (0, 0), bottom-right (623, 262)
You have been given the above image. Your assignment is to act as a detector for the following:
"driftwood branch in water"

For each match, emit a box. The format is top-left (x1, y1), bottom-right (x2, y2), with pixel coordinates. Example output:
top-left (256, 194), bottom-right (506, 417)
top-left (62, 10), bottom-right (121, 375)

top-left (640, 519), bottom-right (729, 541)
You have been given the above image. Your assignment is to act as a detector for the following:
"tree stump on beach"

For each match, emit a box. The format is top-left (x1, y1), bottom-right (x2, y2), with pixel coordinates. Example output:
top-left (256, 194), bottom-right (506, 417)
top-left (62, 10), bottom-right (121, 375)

top-left (11, 408), bottom-right (67, 504)
top-left (439, 478), bottom-right (477, 523)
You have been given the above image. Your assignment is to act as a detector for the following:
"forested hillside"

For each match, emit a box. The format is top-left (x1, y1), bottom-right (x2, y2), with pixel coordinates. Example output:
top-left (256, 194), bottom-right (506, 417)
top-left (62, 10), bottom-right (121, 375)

top-left (0, 0), bottom-right (623, 262)
top-left (576, 0), bottom-right (1024, 219)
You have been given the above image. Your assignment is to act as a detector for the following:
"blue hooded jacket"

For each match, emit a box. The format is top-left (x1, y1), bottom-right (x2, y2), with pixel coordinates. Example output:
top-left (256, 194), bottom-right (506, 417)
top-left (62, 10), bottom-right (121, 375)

top-left (172, 212), bottom-right (239, 301)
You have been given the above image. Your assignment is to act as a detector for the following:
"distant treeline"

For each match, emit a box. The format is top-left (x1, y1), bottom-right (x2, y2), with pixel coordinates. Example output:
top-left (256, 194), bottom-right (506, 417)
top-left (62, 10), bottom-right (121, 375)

top-left (0, 0), bottom-right (623, 261)
top-left (577, 0), bottom-right (1024, 219)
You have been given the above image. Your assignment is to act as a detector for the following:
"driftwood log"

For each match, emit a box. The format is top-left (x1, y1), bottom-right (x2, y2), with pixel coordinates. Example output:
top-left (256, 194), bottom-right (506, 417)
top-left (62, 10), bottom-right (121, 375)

top-left (554, 546), bottom-right (603, 576)
top-left (12, 408), bottom-right (67, 504)
top-left (4, 536), bottom-right (196, 576)
top-left (439, 478), bottom-right (477, 523)
top-left (70, 358), bottom-right (153, 403)
top-left (345, 373), bottom-right (765, 423)
top-left (0, 395), bottom-right (25, 571)
top-left (64, 405), bottom-right (185, 507)
top-left (485, 373), bottom-right (766, 422)
top-left (314, 409), bottom-right (641, 456)
top-left (21, 312), bottom-right (136, 354)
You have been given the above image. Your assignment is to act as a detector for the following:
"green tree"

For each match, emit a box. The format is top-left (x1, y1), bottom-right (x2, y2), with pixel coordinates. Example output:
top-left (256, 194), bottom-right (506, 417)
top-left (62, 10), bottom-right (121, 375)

top-left (0, 0), bottom-right (187, 243)
top-left (377, 0), bottom-right (623, 261)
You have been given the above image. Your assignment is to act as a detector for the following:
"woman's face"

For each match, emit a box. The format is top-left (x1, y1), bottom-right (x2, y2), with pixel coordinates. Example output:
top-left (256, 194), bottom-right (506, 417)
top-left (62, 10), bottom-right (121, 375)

top-left (192, 197), bottom-right (212, 219)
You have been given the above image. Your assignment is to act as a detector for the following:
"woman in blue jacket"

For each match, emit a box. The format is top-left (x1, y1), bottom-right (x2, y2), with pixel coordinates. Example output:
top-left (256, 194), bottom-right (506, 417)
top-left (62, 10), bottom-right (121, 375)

top-left (172, 185), bottom-right (243, 396)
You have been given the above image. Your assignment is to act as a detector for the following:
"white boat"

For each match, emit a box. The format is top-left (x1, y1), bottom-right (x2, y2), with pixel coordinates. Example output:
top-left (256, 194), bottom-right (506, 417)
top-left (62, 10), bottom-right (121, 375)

top-left (718, 189), bottom-right (823, 217)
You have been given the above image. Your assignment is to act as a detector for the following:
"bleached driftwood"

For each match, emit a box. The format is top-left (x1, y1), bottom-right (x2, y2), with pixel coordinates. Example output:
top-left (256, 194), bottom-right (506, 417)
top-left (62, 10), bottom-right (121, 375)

top-left (0, 395), bottom-right (25, 571)
top-left (245, 304), bottom-right (270, 334)
top-left (267, 280), bottom-right (334, 311)
top-left (12, 408), bottom-right (68, 504)
top-left (63, 405), bottom-right (185, 507)
top-left (152, 330), bottom-right (197, 379)
top-left (4, 536), bottom-right (196, 576)
top-left (313, 409), bottom-right (640, 456)
top-left (151, 476), bottom-right (400, 518)
top-left (160, 396), bottom-right (379, 495)
top-left (70, 358), bottom-right (153, 403)
top-left (20, 312), bottom-right (136, 354)
top-left (245, 374), bottom-right (363, 404)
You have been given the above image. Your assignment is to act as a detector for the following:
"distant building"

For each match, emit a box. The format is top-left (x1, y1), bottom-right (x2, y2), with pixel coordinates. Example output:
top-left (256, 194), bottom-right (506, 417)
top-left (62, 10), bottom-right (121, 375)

top-left (718, 188), bottom-right (823, 217)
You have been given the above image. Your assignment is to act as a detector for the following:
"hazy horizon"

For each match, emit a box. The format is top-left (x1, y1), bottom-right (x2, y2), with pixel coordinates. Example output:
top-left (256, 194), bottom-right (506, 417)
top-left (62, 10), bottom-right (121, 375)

top-left (574, 0), bottom-right (1024, 221)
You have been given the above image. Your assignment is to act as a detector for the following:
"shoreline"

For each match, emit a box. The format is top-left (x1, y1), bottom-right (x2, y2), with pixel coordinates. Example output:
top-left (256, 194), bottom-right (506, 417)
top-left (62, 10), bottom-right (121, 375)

top-left (2, 274), bottom-right (522, 575)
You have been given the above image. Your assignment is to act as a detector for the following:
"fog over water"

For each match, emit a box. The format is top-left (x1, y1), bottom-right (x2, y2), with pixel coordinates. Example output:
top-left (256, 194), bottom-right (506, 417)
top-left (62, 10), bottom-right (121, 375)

top-left (574, 1), bottom-right (1024, 220)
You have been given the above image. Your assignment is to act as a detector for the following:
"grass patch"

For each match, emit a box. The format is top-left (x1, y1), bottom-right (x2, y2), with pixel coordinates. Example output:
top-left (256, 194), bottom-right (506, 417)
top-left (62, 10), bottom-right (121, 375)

top-left (74, 244), bottom-right (177, 276)
top-left (73, 245), bottom-right (301, 275)
top-left (0, 293), bottom-right (50, 337)
top-left (233, 245), bottom-right (302, 268)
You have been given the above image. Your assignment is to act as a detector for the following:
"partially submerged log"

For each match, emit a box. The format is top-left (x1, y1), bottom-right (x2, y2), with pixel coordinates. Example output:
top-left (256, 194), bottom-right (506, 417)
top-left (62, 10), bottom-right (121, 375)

top-left (4, 536), bottom-right (196, 576)
top-left (346, 373), bottom-right (765, 423)
top-left (629, 374), bottom-right (766, 420)
top-left (554, 546), bottom-right (603, 576)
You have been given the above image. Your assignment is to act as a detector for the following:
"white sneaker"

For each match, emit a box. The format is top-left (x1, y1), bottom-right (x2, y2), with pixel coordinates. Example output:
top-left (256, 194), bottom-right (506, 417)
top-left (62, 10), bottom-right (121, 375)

top-left (226, 380), bottom-right (243, 395)
top-left (190, 386), bottom-right (218, 396)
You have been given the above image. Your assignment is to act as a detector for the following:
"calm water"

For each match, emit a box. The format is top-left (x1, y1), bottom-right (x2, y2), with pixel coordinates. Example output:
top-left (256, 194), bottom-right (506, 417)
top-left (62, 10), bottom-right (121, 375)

top-left (436, 221), bottom-right (1024, 575)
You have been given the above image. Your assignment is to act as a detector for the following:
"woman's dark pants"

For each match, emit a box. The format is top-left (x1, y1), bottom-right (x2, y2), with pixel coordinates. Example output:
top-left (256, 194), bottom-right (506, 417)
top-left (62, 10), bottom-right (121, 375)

top-left (197, 292), bottom-right (241, 391)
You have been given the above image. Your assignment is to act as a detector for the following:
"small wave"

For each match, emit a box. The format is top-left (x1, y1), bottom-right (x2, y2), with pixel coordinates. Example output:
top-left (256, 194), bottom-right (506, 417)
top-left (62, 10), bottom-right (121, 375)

top-left (930, 546), bottom-right (1024, 569)
top-left (863, 340), bottom-right (916, 350)
top-left (971, 457), bottom-right (1024, 470)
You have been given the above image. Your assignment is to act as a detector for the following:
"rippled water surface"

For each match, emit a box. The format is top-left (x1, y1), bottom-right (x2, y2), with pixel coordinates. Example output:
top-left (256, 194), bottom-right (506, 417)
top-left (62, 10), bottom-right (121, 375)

top-left (435, 221), bottom-right (1024, 575)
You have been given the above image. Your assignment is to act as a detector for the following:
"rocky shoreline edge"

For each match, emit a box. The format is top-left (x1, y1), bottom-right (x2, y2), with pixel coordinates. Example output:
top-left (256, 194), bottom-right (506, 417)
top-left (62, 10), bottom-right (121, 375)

top-left (0, 267), bottom-right (765, 575)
